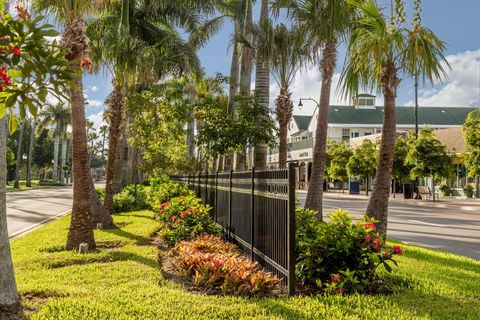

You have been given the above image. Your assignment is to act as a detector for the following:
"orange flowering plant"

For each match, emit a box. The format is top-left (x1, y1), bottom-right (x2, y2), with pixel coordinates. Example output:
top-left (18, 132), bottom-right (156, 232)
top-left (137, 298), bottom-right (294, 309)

top-left (155, 194), bottom-right (220, 246)
top-left (296, 208), bottom-right (403, 294)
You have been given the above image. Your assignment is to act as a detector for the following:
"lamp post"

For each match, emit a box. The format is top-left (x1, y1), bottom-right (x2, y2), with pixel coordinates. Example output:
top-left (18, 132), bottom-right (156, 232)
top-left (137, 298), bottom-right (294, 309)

top-left (415, 74), bottom-right (419, 139)
top-left (298, 98), bottom-right (319, 109)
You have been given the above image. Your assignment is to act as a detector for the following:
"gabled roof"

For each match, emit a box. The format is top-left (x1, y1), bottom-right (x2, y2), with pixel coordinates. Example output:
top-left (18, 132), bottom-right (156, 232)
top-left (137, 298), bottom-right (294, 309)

top-left (293, 115), bottom-right (312, 131)
top-left (323, 106), bottom-right (476, 126)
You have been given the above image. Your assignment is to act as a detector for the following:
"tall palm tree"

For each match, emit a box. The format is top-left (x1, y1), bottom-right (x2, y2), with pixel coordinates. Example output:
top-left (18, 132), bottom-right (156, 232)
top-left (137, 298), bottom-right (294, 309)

top-left (99, 124), bottom-right (108, 158)
top-left (37, 103), bottom-right (71, 182)
top-left (278, 0), bottom-right (354, 219)
top-left (269, 24), bottom-right (307, 168)
top-left (340, 0), bottom-right (448, 234)
top-left (26, 116), bottom-right (36, 187)
top-left (13, 121), bottom-right (25, 189)
top-left (32, 0), bottom-right (106, 250)
top-left (89, 0), bottom-right (206, 216)
top-left (253, 0), bottom-right (270, 169)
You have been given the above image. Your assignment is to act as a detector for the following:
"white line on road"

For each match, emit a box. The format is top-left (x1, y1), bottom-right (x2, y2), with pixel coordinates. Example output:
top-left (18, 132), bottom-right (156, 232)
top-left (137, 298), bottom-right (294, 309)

top-left (407, 219), bottom-right (447, 227)
top-left (9, 209), bottom-right (71, 239)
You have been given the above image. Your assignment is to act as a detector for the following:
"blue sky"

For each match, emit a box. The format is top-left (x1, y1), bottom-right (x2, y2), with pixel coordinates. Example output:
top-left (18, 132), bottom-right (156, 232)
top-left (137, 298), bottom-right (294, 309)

top-left (84, 0), bottom-right (480, 127)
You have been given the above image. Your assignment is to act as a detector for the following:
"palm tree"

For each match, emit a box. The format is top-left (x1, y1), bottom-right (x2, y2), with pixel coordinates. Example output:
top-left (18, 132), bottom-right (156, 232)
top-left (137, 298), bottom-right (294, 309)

top-left (99, 124), bottom-right (108, 158)
top-left (89, 0), bottom-right (207, 216)
top-left (37, 103), bottom-right (71, 182)
top-left (26, 116), bottom-right (36, 187)
top-left (279, 0), bottom-right (354, 218)
top-left (340, 0), bottom-right (448, 234)
top-left (253, 0), bottom-right (270, 169)
top-left (32, 0), bottom-right (106, 250)
top-left (13, 121), bottom-right (25, 189)
top-left (269, 24), bottom-right (307, 168)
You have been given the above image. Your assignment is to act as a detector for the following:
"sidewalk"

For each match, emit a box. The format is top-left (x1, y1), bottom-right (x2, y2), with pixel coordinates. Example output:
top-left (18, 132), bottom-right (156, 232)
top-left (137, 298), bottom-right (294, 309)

top-left (297, 189), bottom-right (480, 212)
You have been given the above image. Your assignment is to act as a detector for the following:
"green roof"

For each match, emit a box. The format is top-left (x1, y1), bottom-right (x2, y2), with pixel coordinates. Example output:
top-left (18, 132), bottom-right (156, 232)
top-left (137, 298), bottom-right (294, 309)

top-left (323, 106), bottom-right (476, 126)
top-left (293, 115), bottom-right (311, 131)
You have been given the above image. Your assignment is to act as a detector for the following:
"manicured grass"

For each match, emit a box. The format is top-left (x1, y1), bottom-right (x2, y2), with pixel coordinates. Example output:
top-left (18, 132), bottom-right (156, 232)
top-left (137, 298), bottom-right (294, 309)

top-left (6, 180), bottom-right (52, 192)
top-left (11, 211), bottom-right (480, 319)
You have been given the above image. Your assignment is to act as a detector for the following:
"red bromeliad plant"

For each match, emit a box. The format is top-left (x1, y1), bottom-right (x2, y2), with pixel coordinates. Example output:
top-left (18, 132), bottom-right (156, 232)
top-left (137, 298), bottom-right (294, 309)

top-left (155, 194), bottom-right (220, 246)
top-left (296, 208), bottom-right (403, 294)
top-left (170, 236), bottom-right (280, 296)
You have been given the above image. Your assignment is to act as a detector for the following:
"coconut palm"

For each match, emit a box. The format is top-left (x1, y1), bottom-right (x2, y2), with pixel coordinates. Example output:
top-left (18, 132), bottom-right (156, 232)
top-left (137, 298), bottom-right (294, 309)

top-left (32, 0), bottom-right (106, 250)
top-left (26, 116), bottom-right (36, 187)
top-left (99, 124), bottom-right (108, 158)
top-left (276, 0), bottom-right (354, 218)
top-left (88, 0), bottom-right (208, 216)
top-left (13, 121), bottom-right (25, 189)
top-left (340, 0), bottom-right (448, 234)
top-left (269, 24), bottom-right (308, 168)
top-left (37, 103), bottom-right (71, 182)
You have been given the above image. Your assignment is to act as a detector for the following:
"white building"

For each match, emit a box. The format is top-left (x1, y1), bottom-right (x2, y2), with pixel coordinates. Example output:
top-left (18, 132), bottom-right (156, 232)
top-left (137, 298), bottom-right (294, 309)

top-left (267, 95), bottom-right (477, 186)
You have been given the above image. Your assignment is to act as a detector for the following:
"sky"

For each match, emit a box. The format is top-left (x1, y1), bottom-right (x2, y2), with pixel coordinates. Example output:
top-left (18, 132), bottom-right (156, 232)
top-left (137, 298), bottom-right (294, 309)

top-left (80, 0), bottom-right (480, 127)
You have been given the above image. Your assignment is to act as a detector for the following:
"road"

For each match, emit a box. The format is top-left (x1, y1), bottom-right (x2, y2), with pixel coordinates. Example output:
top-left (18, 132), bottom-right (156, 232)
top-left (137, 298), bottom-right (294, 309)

top-left (298, 194), bottom-right (480, 260)
top-left (7, 187), bottom-right (73, 238)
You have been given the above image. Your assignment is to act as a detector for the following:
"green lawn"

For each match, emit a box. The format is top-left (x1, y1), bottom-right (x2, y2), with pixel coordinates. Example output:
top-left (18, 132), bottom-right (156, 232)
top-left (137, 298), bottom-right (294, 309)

top-left (11, 211), bottom-right (480, 319)
top-left (6, 180), bottom-right (57, 192)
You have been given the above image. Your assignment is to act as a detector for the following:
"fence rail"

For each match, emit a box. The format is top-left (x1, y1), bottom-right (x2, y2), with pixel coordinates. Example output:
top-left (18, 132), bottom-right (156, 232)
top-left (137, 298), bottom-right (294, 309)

top-left (171, 163), bottom-right (296, 295)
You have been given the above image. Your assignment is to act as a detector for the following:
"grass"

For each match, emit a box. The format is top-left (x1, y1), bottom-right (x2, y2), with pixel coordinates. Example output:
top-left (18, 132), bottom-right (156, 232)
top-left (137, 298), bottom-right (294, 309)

top-left (6, 180), bottom-right (53, 192)
top-left (11, 211), bottom-right (480, 320)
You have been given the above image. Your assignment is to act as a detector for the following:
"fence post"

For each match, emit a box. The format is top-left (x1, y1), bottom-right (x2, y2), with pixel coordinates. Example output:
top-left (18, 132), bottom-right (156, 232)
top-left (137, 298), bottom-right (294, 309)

top-left (228, 170), bottom-right (233, 239)
top-left (250, 167), bottom-right (255, 261)
top-left (204, 171), bottom-right (208, 206)
top-left (287, 162), bottom-right (296, 296)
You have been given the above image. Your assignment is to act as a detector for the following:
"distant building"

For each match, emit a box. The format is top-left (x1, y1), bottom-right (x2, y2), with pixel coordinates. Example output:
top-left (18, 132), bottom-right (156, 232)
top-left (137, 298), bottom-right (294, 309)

top-left (268, 95), bottom-right (476, 186)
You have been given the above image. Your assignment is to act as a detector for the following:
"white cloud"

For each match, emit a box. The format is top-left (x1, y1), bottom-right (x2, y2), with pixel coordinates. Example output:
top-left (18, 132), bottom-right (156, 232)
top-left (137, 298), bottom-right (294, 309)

top-left (88, 111), bottom-right (106, 130)
top-left (405, 49), bottom-right (480, 107)
top-left (86, 99), bottom-right (103, 107)
top-left (90, 86), bottom-right (99, 92)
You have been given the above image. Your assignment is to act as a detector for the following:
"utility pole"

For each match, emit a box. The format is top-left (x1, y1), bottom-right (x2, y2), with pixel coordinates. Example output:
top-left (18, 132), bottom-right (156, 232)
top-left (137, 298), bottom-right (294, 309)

top-left (415, 74), bottom-right (419, 139)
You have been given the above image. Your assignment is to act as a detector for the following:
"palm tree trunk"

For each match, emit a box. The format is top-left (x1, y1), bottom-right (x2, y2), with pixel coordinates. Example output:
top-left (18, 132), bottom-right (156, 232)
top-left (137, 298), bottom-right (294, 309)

top-left (53, 126), bottom-right (60, 182)
top-left (276, 87), bottom-right (293, 169)
top-left (253, 0), bottom-right (269, 169)
top-left (90, 177), bottom-right (114, 228)
top-left (101, 131), bottom-right (106, 158)
top-left (225, 24), bottom-right (240, 172)
top-left (60, 133), bottom-right (67, 183)
top-left (0, 117), bottom-right (19, 307)
top-left (186, 107), bottom-right (195, 160)
top-left (65, 62), bottom-right (96, 251)
top-left (104, 84), bottom-right (124, 215)
top-left (304, 39), bottom-right (337, 219)
top-left (26, 118), bottom-right (35, 187)
top-left (14, 122), bottom-right (25, 189)
top-left (366, 63), bottom-right (399, 235)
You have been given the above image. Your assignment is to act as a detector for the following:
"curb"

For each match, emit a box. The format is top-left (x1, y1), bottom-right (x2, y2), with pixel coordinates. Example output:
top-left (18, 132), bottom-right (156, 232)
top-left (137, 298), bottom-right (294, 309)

top-left (9, 209), bottom-right (71, 240)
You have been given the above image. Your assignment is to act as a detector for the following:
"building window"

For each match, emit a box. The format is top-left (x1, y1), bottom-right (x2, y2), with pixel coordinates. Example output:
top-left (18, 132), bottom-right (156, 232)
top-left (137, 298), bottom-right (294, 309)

top-left (365, 132), bottom-right (372, 136)
top-left (342, 129), bottom-right (350, 142)
top-left (351, 132), bottom-right (359, 138)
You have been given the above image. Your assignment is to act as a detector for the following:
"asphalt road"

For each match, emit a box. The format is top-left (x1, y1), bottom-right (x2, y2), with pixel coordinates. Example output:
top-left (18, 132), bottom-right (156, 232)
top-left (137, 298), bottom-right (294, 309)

top-left (298, 194), bottom-right (480, 260)
top-left (7, 187), bottom-right (73, 238)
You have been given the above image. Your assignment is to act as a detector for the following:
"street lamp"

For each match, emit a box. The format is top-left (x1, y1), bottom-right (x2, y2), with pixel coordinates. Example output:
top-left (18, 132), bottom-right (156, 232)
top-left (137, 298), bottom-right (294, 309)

top-left (298, 98), bottom-right (319, 110)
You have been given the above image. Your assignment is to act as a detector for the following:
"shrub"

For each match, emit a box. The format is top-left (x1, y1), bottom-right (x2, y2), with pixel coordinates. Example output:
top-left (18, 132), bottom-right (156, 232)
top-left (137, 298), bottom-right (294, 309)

top-left (148, 179), bottom-right (193, 211)
top-left (463, 184), bottom-right (474, 197)
top-left (295, 208), bottom-right (402, 294)
top-left (171, 235), bottom-right (280, 296)
top-left (96, 188), bottom-right (105, 202)
top-left (155, 194), bottom-right (220, 246)
top-left (113, 184), bottom-right (149, 213)
top-left (38, 179), bottom-right (66, 186)
top-left (439, 184), bottom-right (450, 196)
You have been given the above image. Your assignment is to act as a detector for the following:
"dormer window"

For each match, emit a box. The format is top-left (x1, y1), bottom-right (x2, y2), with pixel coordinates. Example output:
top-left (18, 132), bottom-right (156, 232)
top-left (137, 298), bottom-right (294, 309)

top-left (353, 94), bottom-right (376, 109)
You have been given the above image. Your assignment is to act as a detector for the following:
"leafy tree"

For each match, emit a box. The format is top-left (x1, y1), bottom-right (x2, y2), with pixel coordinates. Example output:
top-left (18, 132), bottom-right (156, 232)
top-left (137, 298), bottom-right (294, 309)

top-left (346, 140), bottom-right (378, 196)
top-left (391, 135), bottom-right (413, 195)
top-left (405, 128), bottom-right (453, 202)
top-left (0, 2), bottom-right (73, 308)
top-left (340, 0), bottom-right (448, 233)
top-left (327, 140), bottom-right (353, 190)
top-left (463, 110), bottom-right (480, 198)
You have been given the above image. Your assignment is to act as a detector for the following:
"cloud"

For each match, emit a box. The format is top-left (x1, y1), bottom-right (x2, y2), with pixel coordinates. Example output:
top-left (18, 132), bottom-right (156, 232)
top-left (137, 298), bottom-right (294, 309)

top-left (90, 86), bottom-right (99, 92)
top-left (88, 111), bottom-right (106, 130)
top-left (86, 99), bottom-right (103, 107)
top-left (405, 49), bottom-right (480, 107)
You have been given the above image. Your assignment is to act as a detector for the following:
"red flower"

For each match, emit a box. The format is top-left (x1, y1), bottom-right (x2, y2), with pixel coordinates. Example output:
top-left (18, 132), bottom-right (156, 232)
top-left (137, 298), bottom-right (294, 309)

top-left (12, 46), bottom-right (20, 56)
top-left (392, 245), bottom-right (402, 255)
top-left (0, 66), bottom-right (12, 87)
top-left (373, 238), bottom-right (379, 245)
top-left (364, 235), bottom-right (371, 243)
top-left (363, 222), bottom-right (376, 231)
top-left (373, 244), bottom-right (381, 252)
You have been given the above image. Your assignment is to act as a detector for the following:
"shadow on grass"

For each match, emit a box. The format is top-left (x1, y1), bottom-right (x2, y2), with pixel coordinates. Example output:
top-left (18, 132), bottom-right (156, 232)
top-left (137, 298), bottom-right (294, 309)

top-left (102, 226), bottom-right (151, 246)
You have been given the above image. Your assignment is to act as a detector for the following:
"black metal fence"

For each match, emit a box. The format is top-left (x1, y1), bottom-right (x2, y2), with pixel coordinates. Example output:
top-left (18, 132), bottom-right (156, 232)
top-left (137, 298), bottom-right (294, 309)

top-left (171, 163), bottom-right (296, 295)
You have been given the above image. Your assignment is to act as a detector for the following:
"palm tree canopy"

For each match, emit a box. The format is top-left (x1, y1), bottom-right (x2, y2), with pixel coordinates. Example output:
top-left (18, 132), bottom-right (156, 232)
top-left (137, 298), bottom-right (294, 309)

top-left (340, 0), bottom-right (449, 98)
top-left (37, 103), bottom-right (71, 138)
